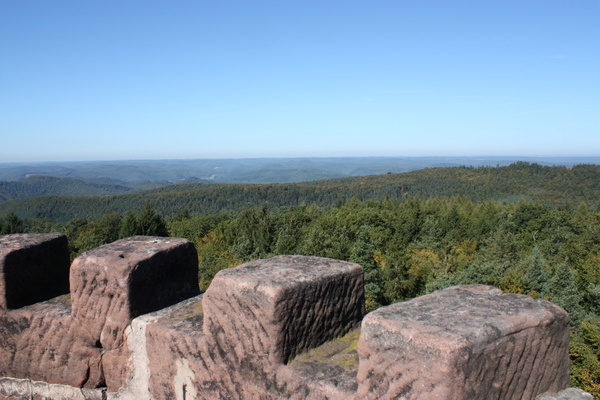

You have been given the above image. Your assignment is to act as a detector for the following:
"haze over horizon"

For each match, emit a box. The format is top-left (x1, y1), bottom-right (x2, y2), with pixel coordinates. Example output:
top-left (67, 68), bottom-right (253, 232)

top-left (1, 1), bottom-right (598, 163)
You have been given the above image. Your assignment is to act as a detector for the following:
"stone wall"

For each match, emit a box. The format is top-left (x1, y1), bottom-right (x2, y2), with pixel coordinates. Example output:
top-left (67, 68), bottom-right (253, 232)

top-left (0, 233), bottom-right (585, 400)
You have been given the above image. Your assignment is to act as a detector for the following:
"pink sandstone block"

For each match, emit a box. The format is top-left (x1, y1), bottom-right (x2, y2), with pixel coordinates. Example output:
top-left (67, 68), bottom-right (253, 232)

top-left (0, 297), bottom-right (104, 388)
top-left (356, 284), bottom-right (571, 400)
top-left (144, 296), bottom-right (215, 400)
top-left (143, 255), bottom-right (364, 399)
top-left (0, 233), bottom-right (69, 310)
top-left (70, 236), bottom-right (199, 391)
top-left (0, 234), bottom-right (102, 389)
top-left (203, 255), bottom-right (364, 367)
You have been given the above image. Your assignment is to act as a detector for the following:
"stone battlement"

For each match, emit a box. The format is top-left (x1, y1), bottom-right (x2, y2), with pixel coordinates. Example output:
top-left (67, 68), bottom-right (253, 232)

top-left (0, 233), bottom-right (588, 400)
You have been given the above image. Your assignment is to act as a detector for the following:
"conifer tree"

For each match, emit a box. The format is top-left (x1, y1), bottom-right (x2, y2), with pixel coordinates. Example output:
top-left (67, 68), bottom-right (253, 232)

top-left (1, 212), bottom-right (24, 234)
top-left (544, 264), bottom-right (584, 326)
top-left (136, 204), bottom-right (168, 237)
top-left (350, 225), bottom-right (383, 312)
top-left (120, 212), bottom-right (138, 238)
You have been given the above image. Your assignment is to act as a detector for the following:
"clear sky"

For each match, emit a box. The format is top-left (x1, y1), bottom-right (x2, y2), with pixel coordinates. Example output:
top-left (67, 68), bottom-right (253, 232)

top-left (1, 1), bottom-right (598, 162)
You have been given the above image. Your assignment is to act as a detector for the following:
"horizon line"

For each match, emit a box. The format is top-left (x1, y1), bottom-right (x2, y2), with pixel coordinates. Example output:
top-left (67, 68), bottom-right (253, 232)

top-left (2, 154), bottom-right (600, 165)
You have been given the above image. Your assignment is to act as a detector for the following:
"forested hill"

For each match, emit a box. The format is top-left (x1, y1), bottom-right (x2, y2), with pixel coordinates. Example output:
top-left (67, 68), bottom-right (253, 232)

top-left (0, 175), bottom-right (134, 201)
top-left (0, 162), bottom-right (598, 223)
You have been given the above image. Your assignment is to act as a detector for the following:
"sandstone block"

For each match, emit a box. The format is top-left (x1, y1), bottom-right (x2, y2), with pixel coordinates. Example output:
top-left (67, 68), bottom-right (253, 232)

top-left (144, 296), bottom-right (212, 400)
top-left (356, 284), bottom-right (571, 400)
top-left (203, 255), bottom-right (364, 367)
top-left (69, 236), bottom-right (199, 391)
top-left (143, 256), bottom-right (364, 400)
top-left (0, 297), bottom-right (103, 388)
top-left (70, 236), bottom-right (199, 343)
top-left (0, 233), bottom-right (69, 310)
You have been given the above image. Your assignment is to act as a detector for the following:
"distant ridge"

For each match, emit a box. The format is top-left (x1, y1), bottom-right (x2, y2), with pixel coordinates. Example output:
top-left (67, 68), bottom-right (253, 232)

top-left (0, 156), bottom-right (598, 184)
top-left (0, 175), bottom-right (133, 202)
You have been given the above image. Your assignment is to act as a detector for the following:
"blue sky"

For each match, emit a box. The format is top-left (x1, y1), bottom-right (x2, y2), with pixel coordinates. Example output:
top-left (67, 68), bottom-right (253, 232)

top-left (1, 1), bottom-right (598, 162)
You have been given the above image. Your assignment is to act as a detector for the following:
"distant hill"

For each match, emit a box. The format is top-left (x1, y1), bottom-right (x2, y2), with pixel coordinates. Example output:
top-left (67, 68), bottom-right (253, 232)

top-left (0, 162), bottom-right (598, 223)
top-left (0, 175), bottom-right (134, 202)
top-left (0, 156), bottom-right (598, 184)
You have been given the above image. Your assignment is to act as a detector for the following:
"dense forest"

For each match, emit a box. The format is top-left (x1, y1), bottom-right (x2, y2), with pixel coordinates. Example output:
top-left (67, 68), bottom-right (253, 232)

top-left (0, 162), bottom-right (598, 223)
top-left (0, 162), bottom-right (599, 396)
top-left (0, 175), bottom-right (134, 201)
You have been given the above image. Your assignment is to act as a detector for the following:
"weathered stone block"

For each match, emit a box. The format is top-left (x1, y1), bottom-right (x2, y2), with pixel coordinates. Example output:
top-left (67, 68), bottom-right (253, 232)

top-left (203, 255), bottom-right (364, 367)
top-left (0, 297), bottom-right (103, 389)
top-left (356, 284), bottom-right (571, 400)
top-left (144, 296), bottom-right (210, 400)
top-left (141, 255), bottom-right (364, 400)
top-left (69, 236), bottom-right (199, 391)
top-left (0, 233), bottom-right (69, 310)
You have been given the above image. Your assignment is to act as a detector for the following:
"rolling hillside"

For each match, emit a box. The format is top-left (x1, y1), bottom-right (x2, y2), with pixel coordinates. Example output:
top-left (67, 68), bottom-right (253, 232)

top-left (0, 175), bottom-right (134, 202)
top-left (1, 156), bottom-right (598, 184)
top-left (0, 162), bottom-right (598, 223)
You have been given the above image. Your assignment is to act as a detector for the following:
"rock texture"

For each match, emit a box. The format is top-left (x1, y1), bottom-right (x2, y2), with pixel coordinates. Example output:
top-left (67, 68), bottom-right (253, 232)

top-left (281, 328), bottom-right (360, 400)
top-left (0, 296), bottom-right (104, 388)
top-left (145, 255), bottom-right (364, 400)
top-left (0, 233), bottom-right (101, 388)
top-left (203, 255), bottom-right (364, 365)
top-left (0, 234), bottom-right (199, 394)
top-left (70, 236), bottom-right (199, 391)
top-left (356, 284), bottom-right (571, 400)
top-left (0, 233), bottom-right (69, 310)
top-left (536, 388), bottom-right (595, 400)
top-left (0, 377), bottom-right (106, 400)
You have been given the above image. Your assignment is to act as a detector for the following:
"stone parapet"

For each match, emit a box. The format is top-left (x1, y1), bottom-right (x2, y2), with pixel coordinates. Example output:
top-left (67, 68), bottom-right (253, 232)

top-left (0, 234), bottom-right (199, 393)
top-left (0, 234), bottom-right (586, 400)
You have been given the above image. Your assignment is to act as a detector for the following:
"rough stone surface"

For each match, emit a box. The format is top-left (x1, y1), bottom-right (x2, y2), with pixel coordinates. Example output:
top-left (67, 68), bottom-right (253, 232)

top-left (0, 377), bottom-right (106, 400)
top-left (0, 296), bottom-right (103, 388)
top-left (0, 296), bottom-right (104, 387)
top-left (0, 233), bottom-right (69, 310)
top-left (0, 234), bottom-right (199, 394)
top-left (280, 328), bottom-right (360, 400)
top-left (69, 236), bottom-right (199, 391)
top-left (356, 284), bottom-right (571, 400)
top-left (0, 234), bottom-right (101, 389)
top-left (536, 388), bottom-right (595, 400)
top-left (144, 255), bottom-right (364, 400)
top-left (144, 296), bottom-right (210, 400)
top-left (203, 255), bottom-right (364, 366)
